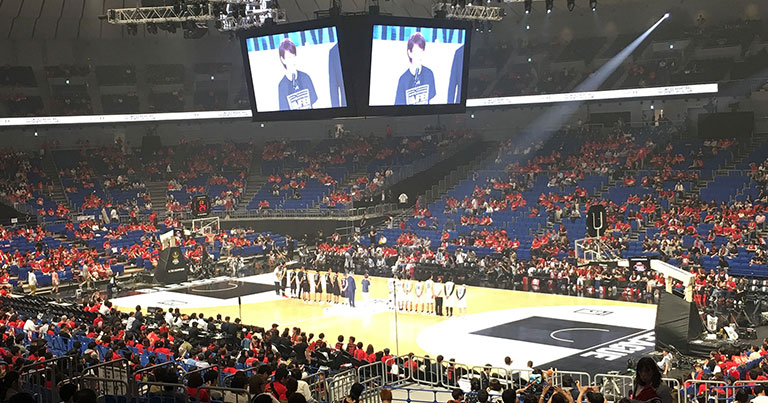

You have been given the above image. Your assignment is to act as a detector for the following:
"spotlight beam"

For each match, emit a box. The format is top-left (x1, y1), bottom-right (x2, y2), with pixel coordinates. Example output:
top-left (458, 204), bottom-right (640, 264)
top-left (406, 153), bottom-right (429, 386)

top-left (507, 13), bottom-right (672, 154)
top-left (574, 13), bottom-right (669, 93)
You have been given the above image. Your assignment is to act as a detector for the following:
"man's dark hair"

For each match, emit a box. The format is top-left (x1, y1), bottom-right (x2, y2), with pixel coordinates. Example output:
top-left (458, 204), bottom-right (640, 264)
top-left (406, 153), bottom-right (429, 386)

top-left (257, 364), bottom-right (273, 376)
top-left (203, 370), bottom-right (219, 385)
top-left (7, 392), bottom-right (36, 403)
top-left (586, 392), bottom-right (605, 403)
top-left (279, 38), bottom-right (297, 67)
top-left (288, 394), bottom-right (307, 403)
top-left (501, 389), bottom-right (516, 403)
top-left (274, 366), bottom-right (289, 382)
top-left (551, 393), bottom-right (567, 403)
top-left (477, 390), bottom-right (489, 403)
top-left (59, 383), bottom-right (78, 402)
top-left (754, 384), bottom-right (765, 395)
top-left (451, 388), bottom-right (464, 400)
top-left (349, 382), bottom-right (364, 401)
top-left (72, 389), bottom-right (98, 403)
top-left (231, 371), bottom-right (248, 389)
top-left (735, 389), bottom-right (749, 403)
top-left (407, 32), bottom-right (426, 63)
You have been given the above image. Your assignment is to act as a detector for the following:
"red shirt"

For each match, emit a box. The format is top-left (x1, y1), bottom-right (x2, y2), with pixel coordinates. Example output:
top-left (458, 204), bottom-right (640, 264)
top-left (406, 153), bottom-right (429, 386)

top-left (187, 387), bottom-right (210, 402)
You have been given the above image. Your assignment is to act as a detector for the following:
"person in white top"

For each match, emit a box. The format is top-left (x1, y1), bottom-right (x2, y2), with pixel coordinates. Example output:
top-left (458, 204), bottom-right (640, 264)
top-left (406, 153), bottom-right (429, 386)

top-left (444, 278), bottom-right (456, 317)
top-left (456, 283), bottom-right (467, 315)
top-left (424, 275), bottom-right (435, 315)
top-left (23, 317), bottom-right (37, 340)
top-left (98, 301), bottom-right (111, 316)
top-left (291, 369), bottom-right (315, 403)
top-left (28, 272), bottom-right (37, 295)
top-left (413, 280), bottom-right (424, 313)
top-left (402, 278), bottom-right (413, 312)
top-left (752, 385), bottom-right (768, 403)
top-left (51, 271), bottom-right (60, 300)
top-left (273, 266), bottom-right (283, 296)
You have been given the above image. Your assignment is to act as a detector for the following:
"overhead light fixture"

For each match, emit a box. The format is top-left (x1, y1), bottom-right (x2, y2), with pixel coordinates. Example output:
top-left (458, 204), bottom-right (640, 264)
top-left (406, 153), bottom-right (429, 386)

top-left (567, 0), bottom-right (575, 11)
top-left (546, 0), bottom-right (553, 13)
top-left (590, 0), bottom-right (596, 11)
top-left (524, 0), bottom-right (531, 14)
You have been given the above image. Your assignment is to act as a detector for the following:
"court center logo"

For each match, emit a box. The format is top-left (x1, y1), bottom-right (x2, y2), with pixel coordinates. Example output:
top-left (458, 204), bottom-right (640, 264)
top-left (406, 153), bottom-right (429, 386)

top-left (416, 304), bottom-right (656, 372)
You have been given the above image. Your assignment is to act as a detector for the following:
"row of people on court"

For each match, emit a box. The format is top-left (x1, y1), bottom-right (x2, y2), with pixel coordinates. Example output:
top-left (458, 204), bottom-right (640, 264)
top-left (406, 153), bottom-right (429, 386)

top-left (387, 275), bottom-right (467, 316)
top-left (272, 266), bottom-right (367, 306)
top-left (270, 265), bottom-right (467, 315)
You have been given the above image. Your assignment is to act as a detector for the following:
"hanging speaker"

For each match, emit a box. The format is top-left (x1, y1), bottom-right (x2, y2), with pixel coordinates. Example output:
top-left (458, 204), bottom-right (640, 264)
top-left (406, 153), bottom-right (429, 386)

top-left (586, 204), bottom-right (607, 237)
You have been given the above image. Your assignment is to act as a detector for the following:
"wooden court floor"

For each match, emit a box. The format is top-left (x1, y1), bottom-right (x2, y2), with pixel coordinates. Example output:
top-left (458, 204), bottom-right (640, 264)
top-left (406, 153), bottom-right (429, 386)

top-left (115, 275), bottom-right (652, 363)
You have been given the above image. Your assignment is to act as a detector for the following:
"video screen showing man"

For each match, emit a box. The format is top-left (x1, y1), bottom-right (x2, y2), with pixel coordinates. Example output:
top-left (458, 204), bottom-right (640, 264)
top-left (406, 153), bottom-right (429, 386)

top-left (277, 38), bottom-right (318, 111)
top-left (394, 32), bottom-right (436, 106)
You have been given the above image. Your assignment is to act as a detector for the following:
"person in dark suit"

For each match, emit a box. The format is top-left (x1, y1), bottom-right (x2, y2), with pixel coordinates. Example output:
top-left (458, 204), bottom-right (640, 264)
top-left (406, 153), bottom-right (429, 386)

top-left (446, 45), bottom-right (464, 104)
top-left (345, 273), bottom-right (357, 308)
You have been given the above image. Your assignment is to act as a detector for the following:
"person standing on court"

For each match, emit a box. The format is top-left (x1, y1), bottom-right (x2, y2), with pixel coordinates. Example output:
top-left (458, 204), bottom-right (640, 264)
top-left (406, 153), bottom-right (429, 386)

top-left (272, 265), bottom-right (283, 295)
top-left (433, 276), bottom-right (445, 316)
top-left (345, 272), bottom-right (357, 307)
top-left (361, 273), bottom-right (371, 303)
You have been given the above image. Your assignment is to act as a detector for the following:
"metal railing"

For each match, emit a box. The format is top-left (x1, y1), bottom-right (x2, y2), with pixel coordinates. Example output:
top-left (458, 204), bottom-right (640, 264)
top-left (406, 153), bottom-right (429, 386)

top-left (680, 379), bottom-right (728, 403)
top-left (326, 368), bottom-right (359, 403)
top-left (20, 356), bottom-right (77, 403)
top-left (79, 358), bottom-right (130, 385)
top-left (76, 376), bottom-right (129, 397)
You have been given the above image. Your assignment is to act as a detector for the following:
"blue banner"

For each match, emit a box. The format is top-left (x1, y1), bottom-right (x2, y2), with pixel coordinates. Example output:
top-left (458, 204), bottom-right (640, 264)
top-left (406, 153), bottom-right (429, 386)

top-left (246, 27), bottom-right (338, 52)
top-left (372, 25), bottom-right (465, 44)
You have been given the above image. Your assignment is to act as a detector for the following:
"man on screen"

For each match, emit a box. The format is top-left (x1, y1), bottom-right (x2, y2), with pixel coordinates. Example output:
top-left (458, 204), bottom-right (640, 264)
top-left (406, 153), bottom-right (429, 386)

top-left (394, 32), bottom-right (436, 106)
top-left (277, 38), bottom-right (318, 111)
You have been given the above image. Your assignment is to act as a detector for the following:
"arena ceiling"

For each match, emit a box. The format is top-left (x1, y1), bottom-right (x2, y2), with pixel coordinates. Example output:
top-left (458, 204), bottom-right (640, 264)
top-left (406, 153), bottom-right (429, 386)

top-left (0, 0), bottom-right (761, 40)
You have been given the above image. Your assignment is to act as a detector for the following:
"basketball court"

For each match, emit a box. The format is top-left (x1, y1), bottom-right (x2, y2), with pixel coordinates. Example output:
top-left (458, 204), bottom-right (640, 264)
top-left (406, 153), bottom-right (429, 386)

top-left (110, 274), bottom-right (657, 375)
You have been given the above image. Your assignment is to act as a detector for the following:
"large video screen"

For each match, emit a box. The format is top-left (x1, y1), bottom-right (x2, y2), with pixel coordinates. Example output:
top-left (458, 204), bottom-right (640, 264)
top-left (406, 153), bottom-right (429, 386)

top-left (243, 26), bottom-right (347, 113)
top-left (369, 24), bottom-right (467, 107)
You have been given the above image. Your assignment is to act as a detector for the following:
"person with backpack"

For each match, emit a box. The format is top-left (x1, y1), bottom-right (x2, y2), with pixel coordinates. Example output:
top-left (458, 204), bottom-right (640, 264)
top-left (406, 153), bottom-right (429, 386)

top-left (267, 367), bottom-right (289, 402)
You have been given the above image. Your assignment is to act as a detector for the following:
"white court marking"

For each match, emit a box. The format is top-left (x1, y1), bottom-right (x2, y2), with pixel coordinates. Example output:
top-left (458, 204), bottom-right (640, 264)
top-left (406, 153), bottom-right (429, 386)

top-left (549, 328), bottom-right (609, 343)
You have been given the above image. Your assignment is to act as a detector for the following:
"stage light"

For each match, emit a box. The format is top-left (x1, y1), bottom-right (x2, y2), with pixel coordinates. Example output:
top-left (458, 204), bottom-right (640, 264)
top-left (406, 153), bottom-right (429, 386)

top-left (664, 12), bottom-right (670, 19)
top-left (146, 23), bottom-right (158, 34)
top-left (526, 24), bottom-right (530, 30)
top-left (590, 0), bottom-right (596, 11)
top-left (524, 0), bottom-right (531, 13)
top-left (545, 0), bottom-right (553, 13)
top-left (567, 0), bottom-right (575, 12)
